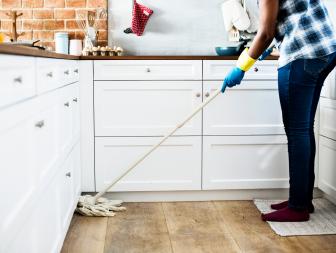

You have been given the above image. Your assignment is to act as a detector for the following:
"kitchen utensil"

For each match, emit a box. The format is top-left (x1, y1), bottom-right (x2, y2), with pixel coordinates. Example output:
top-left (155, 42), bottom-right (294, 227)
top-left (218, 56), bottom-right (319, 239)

top-left (215, 41), bottom-right (245, 56)
top-left (76, 85), bottom-right (227, 216)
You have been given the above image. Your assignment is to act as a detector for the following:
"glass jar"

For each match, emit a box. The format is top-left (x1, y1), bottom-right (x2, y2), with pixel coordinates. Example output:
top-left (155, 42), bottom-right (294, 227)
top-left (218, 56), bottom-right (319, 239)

top-left (55, 32), bottom-right (69, 54)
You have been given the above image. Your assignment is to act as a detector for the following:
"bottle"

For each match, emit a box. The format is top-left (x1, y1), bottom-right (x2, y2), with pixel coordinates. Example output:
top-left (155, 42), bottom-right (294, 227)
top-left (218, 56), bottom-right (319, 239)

top-left (55, 32), bottom-right (69, 54)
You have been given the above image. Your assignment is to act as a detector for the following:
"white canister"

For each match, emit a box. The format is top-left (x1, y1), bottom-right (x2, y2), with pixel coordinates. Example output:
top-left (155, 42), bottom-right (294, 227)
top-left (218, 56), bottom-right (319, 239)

top-left (55, 32), bottom-right (69, 54)
top-left (69, 39), bottom-right (83, 56)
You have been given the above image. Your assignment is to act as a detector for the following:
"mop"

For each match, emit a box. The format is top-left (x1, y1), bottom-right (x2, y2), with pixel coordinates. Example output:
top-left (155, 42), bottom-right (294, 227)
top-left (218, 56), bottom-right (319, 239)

top-left (76, 86), bottom-right (225, 216)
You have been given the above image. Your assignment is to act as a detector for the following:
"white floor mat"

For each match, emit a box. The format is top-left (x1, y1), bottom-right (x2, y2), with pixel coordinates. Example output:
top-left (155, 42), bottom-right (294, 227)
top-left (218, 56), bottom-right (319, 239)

top-left (254, 198), bottom-right (336, 236)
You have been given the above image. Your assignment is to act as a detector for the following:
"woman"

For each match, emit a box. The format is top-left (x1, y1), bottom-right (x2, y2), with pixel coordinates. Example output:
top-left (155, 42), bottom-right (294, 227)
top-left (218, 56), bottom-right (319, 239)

top-left (222, 0), bottom-right (336, 222)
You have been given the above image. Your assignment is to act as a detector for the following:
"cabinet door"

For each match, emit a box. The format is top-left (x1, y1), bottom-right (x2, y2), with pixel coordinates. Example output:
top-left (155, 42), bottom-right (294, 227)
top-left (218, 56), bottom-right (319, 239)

top-left (202, 136), bottom-right (289, 190)
top-left (94, 81), bottom-right (202, 136)
top-left (320, 97), bottom-right (336, 141)
top-left (33, 94), bottom-right (60, 182)
top-left (318, 136), bottom-right (336, 197)
top-left (0, 101), bottom-right (36, 243)
top-left (56, 153), bottom-right (75, 231)
top-left (95, 136), bottom-right (202, 191)
top-left (59, 85), bottom-right (74, 156)
top-left (203, 81), bottom-right (284, 135)
top-left (73, 143), bottom-right (81, 197)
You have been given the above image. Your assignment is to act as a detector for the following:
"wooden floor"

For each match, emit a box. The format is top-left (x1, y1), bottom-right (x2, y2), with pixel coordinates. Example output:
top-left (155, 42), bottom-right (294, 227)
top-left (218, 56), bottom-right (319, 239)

top-left (61, 201), bottom-right (336, 253)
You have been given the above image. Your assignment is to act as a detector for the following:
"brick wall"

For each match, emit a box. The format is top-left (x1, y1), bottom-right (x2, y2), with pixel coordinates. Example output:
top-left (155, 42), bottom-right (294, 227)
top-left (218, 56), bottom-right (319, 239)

top-left (0, 0), bottom-right (108, 49)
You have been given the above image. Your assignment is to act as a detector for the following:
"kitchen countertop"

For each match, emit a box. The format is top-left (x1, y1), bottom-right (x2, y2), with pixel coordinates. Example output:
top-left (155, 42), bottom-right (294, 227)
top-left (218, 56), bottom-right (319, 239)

top-left (0, 44), bottom-right (279, 60)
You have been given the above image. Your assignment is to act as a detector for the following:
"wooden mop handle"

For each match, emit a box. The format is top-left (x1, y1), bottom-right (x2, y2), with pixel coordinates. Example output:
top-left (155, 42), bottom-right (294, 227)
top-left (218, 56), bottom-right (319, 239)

top-left (93, 88), bottom-right (224, 202)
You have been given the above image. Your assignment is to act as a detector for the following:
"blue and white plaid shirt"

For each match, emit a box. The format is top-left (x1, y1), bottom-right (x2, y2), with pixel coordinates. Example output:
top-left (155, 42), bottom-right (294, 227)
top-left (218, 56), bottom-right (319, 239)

top-left (275, 0), bottom-right (336, 67)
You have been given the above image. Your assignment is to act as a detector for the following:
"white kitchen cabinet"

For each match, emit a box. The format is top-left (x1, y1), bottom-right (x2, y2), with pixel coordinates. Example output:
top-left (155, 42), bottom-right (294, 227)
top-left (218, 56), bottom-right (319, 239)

top-left (95, 136), bottom-right (202, 191)
top-left (94, 60), bottom-right (202, 80)
top-left (320, 97), bottom-right (336, 141)
top-left (202, 135), bottom-right (289, 190)
top-left (0, 55), bottom-right (36, 108)
top-left (203, 80), bottom-right (284, 135)
top-left (318, 136), bottom-right (336, 198)
top-left (94, 81), bottom-right (202, 136)
top-left (0, 55), bottom-right (81, 253)
top-left (203, 60), bottom-right (278, 80)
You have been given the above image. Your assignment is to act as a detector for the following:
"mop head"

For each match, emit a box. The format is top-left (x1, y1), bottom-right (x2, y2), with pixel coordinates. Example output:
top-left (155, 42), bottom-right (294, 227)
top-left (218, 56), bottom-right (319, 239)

top-left (76, 195), bottom-right (126, 217)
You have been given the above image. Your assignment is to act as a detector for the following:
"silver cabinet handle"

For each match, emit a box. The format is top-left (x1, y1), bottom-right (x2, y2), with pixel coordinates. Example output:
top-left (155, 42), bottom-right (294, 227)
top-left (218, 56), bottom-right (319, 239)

top-left (64, 70), bottom-right (70, 75)
top-left (65, 172), bottom-right (71, 177)
top-left (254, 67), bottom-right (259, 72)
top-left (35, 120), bottom-right (45, 128)
top-left (205, 92), bottom-right (210, 98)
top-left (47, 72), bottom-right (53, 78)
top-left (73, 98), bottom-right (78, 102)
top-left (13, 76), bottom-right (23, 83)
top-left (64, 102), bottom-right (70, 107)
top-left (146, 67), bottom-right (151, 73)
top-left (196, 93), bottom-right (201, 98)
top-left (74, 69), bottom-right (79, 74)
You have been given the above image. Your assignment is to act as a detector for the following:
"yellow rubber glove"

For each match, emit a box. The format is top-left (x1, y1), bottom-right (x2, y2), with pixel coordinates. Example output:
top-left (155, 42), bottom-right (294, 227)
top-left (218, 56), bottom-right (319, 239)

top-left (0, 33), bottom-right (5, 44)
top-left (236, 48), bottom-right (257, 71)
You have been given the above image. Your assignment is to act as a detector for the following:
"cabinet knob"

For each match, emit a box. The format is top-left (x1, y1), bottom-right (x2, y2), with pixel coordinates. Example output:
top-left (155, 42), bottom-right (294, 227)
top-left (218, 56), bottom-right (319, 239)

top-left (254, 67), bottom-right (259, 72)
top-left (73, 98), bottom-right (78, 102)
top-left (196, 93), bottom-right (201, 98)
top-left (47, 72), bottom-right (53, 78)
top-left (65, 172), bottom-right (71, 177)
top-left (64, 102), bottom-right (70, 107)
top-left (35, 120), bottom-right (45, 128)
top-left (13, 76), bottom-right (23, 84)
top-left (74, 69), bottom-right (79, 74)
top-left (205, 92), bottom-right (210, 98)
top-left (64, 70), bottom-right (70, 75)
top-left (146, 67), bottom-right (151, 73)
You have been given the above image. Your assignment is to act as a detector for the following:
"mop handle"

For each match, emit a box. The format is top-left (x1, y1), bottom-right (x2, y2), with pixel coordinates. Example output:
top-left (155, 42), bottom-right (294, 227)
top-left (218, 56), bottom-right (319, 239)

top-left (93, 87), bottom-right (224, 202)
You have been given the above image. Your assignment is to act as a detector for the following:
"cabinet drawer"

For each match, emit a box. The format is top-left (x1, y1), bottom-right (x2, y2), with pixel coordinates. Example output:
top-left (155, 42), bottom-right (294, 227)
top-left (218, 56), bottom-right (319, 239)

top-left (95, 136), bottom-right (202, 191)
top-left (203, 81), bottom-right (284, 135)
top-left (36, 58), bottom-right (62, 94)
top-left (94, 60), bottom-right (202, 80)
top-left (202, 135), bottom-right (289, 190)
top-left (318, 136), bottom-right (336, 197)
top-left (94, 81), bottom-right (202, 136)
top-left (0, 55), bottom-right (35, 108)
top-left (320, 97), bottom-right (336, 141)
top-left (203, 60), bottom-right (278, 80)
top-left (60, 60), bottom-right (80, 86)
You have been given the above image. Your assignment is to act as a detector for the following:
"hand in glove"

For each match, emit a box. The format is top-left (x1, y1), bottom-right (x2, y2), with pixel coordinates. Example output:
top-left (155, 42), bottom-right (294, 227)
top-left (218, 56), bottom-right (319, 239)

top-left (221, 48), bottom-right (256, 92)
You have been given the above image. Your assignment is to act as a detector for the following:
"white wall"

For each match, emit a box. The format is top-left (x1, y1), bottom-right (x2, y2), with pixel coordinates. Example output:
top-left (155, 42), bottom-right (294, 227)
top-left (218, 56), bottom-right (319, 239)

top-left (108, 0), bottom-right (229, 55)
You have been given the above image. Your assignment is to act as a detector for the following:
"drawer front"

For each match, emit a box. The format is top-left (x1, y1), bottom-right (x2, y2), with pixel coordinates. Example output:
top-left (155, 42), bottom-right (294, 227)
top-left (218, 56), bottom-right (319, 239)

top-left (203, 81), bottom-right (284, 135)
top-left (94, 60), bottom-right (202, 80)
top-left (203, 60), bottom-right (278, 80)
top-left (0, 55), bottom-right (36, 108)
top-left (59, 60), bottom-right (79, 86)
top-left (318, 136), bottom-right (336, 197)
top-left (95, 136), bottom-right (202, 191)
top-left (320, 97), bottom-right (336, 141)
top-left (36, 58), bottom-right (62, 94)
top-left (202, 135), bottom-right (289, 190)
top-left (94, 81), bottom-right (202, 136)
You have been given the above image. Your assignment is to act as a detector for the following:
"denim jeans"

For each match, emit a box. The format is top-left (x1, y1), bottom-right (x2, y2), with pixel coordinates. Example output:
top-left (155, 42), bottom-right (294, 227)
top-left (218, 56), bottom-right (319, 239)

top-left (278, 52), bottom-right (336, 210)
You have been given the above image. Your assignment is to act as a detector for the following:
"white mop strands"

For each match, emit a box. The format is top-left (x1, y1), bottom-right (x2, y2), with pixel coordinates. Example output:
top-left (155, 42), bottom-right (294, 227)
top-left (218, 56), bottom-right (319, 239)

top-left (75, 88), bottom-right (223, 217)
top-left (76, 195), bottom-right (126, 217)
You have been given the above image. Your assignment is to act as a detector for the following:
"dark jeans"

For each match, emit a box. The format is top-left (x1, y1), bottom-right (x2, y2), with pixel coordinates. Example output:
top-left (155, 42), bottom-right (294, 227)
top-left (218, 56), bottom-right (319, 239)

top-left (278, 52), bottom-right (336, 210)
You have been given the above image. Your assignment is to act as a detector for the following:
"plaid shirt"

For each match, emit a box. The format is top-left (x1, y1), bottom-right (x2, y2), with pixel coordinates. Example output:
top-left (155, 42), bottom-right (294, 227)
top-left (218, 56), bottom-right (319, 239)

top-left (275, 0), bottom-right (336, 67)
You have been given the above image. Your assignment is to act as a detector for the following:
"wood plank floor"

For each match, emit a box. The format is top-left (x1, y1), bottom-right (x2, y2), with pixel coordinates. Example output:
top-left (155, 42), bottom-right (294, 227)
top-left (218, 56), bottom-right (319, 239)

top-left (61, 201), bottom-right (336, 253)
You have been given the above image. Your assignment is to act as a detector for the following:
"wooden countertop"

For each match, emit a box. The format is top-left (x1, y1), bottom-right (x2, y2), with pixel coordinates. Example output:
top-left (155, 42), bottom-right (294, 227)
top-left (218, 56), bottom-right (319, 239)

top-left (0, 44), bottom-right (279, 60)
top-left (0, 44), bottom-right (79, 60)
